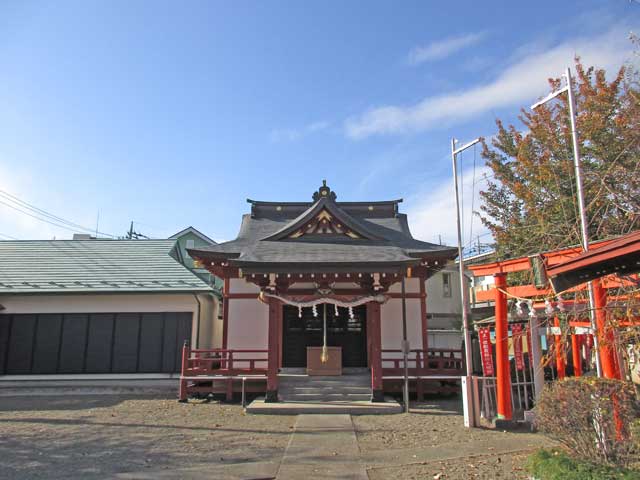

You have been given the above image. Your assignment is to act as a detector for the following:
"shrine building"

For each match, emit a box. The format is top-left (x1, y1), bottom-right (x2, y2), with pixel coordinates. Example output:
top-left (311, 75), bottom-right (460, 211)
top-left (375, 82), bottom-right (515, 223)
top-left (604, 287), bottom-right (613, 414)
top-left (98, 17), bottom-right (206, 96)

top-left (187, 181), bottom-right (460, 402)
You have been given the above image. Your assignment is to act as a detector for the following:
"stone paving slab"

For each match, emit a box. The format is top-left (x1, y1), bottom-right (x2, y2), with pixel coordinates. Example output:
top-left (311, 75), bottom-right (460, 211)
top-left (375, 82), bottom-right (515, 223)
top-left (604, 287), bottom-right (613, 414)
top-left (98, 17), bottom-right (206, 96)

top-left (246, 397), bottom-right (402, 415)
top-left (276, 414), bottom-right (367, 480)
top-left (115, 461), bottom-right (280, 480)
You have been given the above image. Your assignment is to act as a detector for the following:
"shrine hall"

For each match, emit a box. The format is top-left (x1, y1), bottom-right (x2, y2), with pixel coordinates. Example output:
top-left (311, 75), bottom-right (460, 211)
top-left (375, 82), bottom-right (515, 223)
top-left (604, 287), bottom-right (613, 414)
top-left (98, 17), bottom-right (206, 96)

top-left (185, 181), bottom-right (462, 404)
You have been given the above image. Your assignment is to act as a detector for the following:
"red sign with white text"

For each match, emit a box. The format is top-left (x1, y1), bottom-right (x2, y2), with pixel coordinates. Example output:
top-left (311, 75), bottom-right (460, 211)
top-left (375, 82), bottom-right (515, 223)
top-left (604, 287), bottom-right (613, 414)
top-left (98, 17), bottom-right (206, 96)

top-left (478, 327), bottom-right (494, 376)
top-left (512, 323), bottom-right (524, 371)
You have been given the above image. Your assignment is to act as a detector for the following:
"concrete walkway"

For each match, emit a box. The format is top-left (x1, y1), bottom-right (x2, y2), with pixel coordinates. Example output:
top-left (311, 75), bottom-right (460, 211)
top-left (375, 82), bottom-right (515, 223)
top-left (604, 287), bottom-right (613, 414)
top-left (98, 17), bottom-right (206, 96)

top-left (276, 414), bottom-right (367, 480)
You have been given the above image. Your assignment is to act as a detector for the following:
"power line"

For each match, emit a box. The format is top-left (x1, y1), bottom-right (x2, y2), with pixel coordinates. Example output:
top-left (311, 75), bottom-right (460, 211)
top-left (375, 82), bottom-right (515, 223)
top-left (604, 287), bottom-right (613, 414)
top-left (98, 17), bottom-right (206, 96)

top-left (0, 231), bottom-right (19, 240)
top-left (0, 189), bottom-right (115, 238)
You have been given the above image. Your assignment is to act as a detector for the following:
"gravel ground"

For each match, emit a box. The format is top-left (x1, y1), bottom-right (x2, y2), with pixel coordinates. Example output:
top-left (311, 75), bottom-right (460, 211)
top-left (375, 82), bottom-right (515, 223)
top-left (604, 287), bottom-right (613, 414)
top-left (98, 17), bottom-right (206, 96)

top-left (355, 397), bottom-right (548, 480)
top-left (0, 395), bottom-right (295, 479)
top-left (354, 397), bottom-right (545, 452)
top-left (368, 451), bottom-right (532, 480)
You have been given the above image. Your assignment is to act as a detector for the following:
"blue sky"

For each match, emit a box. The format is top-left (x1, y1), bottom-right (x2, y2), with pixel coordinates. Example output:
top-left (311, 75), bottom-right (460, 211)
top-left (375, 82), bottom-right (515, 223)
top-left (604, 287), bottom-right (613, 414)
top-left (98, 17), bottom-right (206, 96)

top-left (0, 1), bottom-right (638, 247)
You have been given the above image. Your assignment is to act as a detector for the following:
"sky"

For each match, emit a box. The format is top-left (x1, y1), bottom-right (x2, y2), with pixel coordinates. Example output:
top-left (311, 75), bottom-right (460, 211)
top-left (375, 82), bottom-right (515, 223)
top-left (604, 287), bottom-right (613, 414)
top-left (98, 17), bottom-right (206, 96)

top-left (0, 1), bottom-right (638, 249)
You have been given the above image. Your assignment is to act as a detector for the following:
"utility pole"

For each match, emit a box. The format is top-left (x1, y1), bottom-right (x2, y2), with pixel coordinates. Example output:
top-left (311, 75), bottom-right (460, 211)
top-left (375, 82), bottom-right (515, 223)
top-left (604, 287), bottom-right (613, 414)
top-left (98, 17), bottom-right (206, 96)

top-left (531, 67), bottom-right (601, 377)
top-left (451, 137), bottom-right (481, 427)
top-left (401, 276), bottom-right (410, 413)
top-left (126, 221), bottom-right (150, 240)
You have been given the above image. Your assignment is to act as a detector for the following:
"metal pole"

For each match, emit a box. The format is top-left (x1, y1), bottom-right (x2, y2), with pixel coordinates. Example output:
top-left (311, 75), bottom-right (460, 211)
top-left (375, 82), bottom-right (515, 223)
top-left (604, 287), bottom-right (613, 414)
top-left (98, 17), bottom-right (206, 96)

top-left (401, 276), bottom-right (410, 413)
top-left (451, 137), bottom-right (477, 427)
top-left (565, 67), bottom-right (601, 377)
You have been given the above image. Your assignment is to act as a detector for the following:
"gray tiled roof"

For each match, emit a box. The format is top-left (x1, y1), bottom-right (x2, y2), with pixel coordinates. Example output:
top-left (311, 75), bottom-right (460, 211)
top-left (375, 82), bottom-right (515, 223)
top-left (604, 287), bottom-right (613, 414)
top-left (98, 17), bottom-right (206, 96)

top-left (0, 240), bottom-right (212, 294)
top-left (189, 198), bottom-right (457, 271)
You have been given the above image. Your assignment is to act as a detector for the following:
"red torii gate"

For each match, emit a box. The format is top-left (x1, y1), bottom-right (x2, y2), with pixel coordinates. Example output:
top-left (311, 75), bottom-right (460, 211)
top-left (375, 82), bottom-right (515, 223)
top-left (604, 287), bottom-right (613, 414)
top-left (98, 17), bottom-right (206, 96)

top-left (469, 234), bottom-right (639, 420)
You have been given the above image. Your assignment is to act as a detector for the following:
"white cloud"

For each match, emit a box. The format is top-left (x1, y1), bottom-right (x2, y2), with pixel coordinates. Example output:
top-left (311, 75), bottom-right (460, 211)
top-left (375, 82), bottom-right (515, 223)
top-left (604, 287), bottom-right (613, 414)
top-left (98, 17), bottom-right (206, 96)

top-left (407, 32), bottom-right (487, 65)
top-left (269, 121), bottom-right (329, 143)
top-left (407, 165), bottom-right (492, 248)
top-left (346, 26), bottom-right (633, 139)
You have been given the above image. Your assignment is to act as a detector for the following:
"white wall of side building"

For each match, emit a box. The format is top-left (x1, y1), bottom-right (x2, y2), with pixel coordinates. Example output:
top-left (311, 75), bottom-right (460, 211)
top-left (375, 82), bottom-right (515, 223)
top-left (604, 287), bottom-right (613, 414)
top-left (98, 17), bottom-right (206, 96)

top-left (0, 292), bottom-right (219, 350)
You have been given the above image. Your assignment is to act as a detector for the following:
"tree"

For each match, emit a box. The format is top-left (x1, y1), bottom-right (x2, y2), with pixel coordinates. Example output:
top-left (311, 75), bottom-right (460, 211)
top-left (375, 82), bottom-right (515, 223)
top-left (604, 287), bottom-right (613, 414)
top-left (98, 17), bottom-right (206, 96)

top-left (479, 57), bottom-right (640, 260)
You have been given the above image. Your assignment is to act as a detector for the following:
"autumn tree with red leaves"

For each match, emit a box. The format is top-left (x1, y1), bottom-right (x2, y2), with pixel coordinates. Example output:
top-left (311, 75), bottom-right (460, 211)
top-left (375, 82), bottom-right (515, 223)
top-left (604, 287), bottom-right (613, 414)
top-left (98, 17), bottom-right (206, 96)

top-left (479, 58), bottom-right (640, 259)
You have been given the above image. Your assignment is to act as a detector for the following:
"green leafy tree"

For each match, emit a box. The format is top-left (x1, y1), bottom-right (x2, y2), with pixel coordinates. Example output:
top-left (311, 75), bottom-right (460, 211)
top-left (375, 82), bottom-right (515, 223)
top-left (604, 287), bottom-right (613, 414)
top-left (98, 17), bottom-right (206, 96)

top-left (479, 58), bottom-right (640, 259)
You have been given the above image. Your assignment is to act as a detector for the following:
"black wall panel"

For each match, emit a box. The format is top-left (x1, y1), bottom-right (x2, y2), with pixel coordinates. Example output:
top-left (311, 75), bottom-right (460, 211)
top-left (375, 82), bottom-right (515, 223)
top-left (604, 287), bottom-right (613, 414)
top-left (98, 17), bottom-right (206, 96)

top-left (58, 314), bottom-right (89, 373)
top-left (5, 314), bottom-right (36, 374)
top-left (85, 314), bottom-right (115, 373)
top-left (0, 316), bottom-right (11, 374)
top-left (138, 313), bottom-right (164, 372)
top-left (175, 313), bottom-right (192, 371)
top-left (162, 313), bottom-right (179, 373)
top-left (112, 314), bottom-right (141, 373)
top-left (2, 311), bottom-right (192, 375)
top-left (31, 314), bottom-right (63, 374)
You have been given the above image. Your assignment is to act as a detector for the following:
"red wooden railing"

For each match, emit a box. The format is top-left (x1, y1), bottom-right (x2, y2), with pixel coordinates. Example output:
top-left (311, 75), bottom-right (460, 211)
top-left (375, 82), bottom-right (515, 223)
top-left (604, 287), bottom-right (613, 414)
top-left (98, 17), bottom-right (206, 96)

top-left (381, 348), bottom-right (464, 376)
top-left (179, 343), bottom-right (268, 402)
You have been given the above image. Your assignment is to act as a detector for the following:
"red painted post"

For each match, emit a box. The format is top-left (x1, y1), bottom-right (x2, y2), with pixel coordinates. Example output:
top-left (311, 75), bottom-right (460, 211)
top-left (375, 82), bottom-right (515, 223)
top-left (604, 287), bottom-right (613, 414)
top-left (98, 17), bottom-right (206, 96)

top-left (494, 273), bottom-right (512, 420)
top-left (571, 332), bottom-right (582, 377)
top-left (367, 301), bottom-right (384, 402)
top-left (593, 279), bottom-right (618, 379)
top-left (178, 340), bottom-right (190, 402)
top-left (554, 316), bottom-right (566, 379)
top-left (265, 298), bottom-right (280, 402)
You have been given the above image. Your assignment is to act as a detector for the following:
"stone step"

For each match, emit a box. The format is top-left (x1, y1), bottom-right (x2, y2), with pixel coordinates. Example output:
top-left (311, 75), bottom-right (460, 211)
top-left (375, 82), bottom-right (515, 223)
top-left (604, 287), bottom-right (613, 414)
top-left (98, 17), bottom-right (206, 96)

top-left (280, 395), bottom-right (372, 402)
top-left (246, 397), bottom-right (403, 415)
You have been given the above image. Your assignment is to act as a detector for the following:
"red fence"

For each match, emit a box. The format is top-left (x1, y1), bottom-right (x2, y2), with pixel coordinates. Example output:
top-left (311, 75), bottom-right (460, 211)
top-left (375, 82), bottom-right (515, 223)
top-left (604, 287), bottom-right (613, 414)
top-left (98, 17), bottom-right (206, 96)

top-left (381, 348), bottom-right (464, 398)
top-left (381, 348), bottom-right (464, 376)
top-left (179, 343), bottom-right (268, 401)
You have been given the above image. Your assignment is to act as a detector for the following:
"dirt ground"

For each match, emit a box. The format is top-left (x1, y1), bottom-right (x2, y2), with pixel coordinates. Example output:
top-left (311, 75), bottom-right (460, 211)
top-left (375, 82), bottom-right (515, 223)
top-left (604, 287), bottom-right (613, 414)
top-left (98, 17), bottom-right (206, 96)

top-left (355, 397), bottom-right (549, 480)
top-left (367, 451), bottom-right (532, 480)
top-left (0, 394), bottom-right (547, 479)
top-left (0, 395), bottom-right (295, 479)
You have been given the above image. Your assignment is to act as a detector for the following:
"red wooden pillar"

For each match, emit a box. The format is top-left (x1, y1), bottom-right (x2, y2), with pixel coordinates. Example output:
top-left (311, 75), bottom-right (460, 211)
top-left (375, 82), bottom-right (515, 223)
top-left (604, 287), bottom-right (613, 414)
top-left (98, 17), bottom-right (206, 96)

top-left (593, 279), bottom-right (618, 379)
top-left (265, 297), bottom-right (281, 402)
top-left (178, 341), bottom-right (190, 402)
top-left (571, 332), bottom-right (582, 377)
top-left (420, 279), bottom-right (428, 353)
top-left (494, 273), bottom-right (512, 420)
top-left (367, 301), bottom-right (384, 402)
top-left (554, 316), bottom-right (566, 379)
top-left (222, 278), bottom-right (230, 349)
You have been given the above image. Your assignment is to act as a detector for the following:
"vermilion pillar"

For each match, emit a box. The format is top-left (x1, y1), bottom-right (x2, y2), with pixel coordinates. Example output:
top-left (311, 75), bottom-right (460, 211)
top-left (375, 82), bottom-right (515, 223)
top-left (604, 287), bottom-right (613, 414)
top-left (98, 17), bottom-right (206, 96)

top-left (554, 316), bottom-right (566, 379)
top-left (494, 273), bottom-right (512, 420)
top-left (367, 301), bottom-right (384, 402)
top-left (593, 279), bottom-right (618, 379)
top-left (571, 333), bottom-right (582, 377)
top-left (266, 297), bottom-right (281, 402)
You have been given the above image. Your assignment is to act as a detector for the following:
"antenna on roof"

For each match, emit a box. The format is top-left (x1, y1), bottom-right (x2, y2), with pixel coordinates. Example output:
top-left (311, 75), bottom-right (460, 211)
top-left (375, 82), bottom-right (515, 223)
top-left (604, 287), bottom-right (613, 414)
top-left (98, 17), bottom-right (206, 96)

top-left (126, 221), bottom-right (149, 240)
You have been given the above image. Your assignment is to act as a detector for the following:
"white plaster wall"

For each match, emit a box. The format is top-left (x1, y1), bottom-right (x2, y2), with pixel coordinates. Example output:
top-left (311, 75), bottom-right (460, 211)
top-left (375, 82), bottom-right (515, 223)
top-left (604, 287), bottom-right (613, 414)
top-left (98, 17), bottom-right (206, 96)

top-left (229, 278), bottom-right (261, 294)
top-left (0, 293), bottom-right (198, 314)
top-left (380, 298), bottom-right (423, 350)
top-left (387, 277), bottom-right (420, 294)
top-left (227, 298), bottom-right (269, 354)
top-left (428, 331), bottom-right (463, 350)
top-left (426, 268), bottom-right (464, 316)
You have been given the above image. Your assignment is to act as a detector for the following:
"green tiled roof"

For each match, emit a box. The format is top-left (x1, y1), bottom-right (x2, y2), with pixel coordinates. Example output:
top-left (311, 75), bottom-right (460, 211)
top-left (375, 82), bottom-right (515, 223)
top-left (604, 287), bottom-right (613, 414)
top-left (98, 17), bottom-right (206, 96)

top-left (0, 239), bottom-right (212, 294)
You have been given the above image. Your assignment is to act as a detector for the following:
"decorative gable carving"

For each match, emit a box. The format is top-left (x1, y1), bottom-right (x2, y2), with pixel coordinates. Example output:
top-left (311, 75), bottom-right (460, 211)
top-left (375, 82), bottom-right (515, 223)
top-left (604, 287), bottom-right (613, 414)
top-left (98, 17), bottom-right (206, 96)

top-left (288, 208), bottom-right (361, 239)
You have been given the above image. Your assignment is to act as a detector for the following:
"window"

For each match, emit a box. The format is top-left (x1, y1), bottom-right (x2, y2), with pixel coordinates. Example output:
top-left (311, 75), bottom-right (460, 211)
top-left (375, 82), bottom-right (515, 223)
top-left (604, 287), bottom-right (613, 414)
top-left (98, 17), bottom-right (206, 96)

top-left (186, 239), bottom-right (195, 249)
top-left (442, 272), bottom-right (452, 297)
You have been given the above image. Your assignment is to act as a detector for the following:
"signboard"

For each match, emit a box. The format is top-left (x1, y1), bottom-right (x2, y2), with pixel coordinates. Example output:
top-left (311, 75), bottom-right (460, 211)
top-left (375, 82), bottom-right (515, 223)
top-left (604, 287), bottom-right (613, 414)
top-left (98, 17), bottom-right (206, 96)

top-left (478, 327), bottom-right (494, 376)
top-left (512, 323), bottom-right (524, 371)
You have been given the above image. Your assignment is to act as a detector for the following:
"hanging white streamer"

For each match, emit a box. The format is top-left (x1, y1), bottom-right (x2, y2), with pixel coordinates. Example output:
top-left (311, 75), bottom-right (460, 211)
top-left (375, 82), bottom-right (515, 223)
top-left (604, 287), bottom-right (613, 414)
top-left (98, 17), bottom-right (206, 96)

top-left (260, 292), bottom-right (386, 309)
top-left (334, 304), bottom-right (339, 316)
top-left (312, 304), bottom-right (318, 317)
top-left (298, 305), bottom-right (302, 318)
top-left (348, 306), bottom-right (354, 320)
